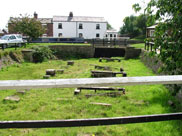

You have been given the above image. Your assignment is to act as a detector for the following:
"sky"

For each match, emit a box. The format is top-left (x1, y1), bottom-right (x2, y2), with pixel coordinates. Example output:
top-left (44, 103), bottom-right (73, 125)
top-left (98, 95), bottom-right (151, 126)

top-left (0, 0), bottom-right (146, 31)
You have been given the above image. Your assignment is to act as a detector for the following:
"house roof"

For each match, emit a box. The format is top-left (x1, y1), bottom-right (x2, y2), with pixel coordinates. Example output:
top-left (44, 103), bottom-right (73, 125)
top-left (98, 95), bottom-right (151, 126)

top-left (147, 24), bottom-right (158, 29)
top-left (38, 18), bottom-right (53, 24)
top-left (106, 29), bottom-right (118, 33)
top-left (53, 16), bottom-right (107, 23)
top-left (8, 17), bottom-right (53, 24)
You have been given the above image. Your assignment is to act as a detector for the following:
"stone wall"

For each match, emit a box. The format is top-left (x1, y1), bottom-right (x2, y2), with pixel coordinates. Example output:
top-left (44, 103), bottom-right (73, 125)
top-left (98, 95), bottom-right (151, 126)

top-left (140, 50), bottom-right (163, 74)
top-left (49, 45), bottom-right (142, 59)
top-left (140, 50), bottom-right (182, 108)
top-left (124, 47), bottom-right (141, 59)
top-left (49, 45), bottom-right (95, 58)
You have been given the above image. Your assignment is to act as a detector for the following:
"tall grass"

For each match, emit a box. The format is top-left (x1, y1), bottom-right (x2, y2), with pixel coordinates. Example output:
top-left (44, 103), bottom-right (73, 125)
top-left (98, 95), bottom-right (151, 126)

top-left (0, 58), bottom-right (181, 136)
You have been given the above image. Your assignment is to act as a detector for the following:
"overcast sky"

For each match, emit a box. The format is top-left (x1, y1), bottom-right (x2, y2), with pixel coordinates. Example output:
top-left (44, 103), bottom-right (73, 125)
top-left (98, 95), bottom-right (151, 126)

top-left (0, 0), bottom-right (147, 31)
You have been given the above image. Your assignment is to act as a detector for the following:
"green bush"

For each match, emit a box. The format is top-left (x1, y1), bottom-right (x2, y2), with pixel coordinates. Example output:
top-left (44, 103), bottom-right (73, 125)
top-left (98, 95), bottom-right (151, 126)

top-left (32, 46), bottom-right (55, 63)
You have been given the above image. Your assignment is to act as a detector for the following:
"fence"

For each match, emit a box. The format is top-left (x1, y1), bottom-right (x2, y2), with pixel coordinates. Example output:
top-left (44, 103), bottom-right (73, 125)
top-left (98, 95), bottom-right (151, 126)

top-left (87, 38), bottom-right (129, 47)
top-left (145, 41), bottom-right (155, 51)
top-left (30, 37), bottom-right (130, 47)
top-left (30, 37), bottom-right (85, 43)
top-left (0, 75), bottom-right (182, 128)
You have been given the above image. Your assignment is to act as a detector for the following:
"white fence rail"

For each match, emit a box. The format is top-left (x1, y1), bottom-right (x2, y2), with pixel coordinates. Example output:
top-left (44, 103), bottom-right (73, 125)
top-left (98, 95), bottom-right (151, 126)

top-left (0, 75), bottom-right (182, 90)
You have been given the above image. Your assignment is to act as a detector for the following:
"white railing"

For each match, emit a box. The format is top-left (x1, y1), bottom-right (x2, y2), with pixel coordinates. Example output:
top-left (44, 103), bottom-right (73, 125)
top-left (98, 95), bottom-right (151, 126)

top-left (0, 75), bottom-right (182, 129)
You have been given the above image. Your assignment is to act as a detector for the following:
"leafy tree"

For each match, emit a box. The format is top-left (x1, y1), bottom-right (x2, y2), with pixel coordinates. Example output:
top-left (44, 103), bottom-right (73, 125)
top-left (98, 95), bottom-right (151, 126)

top-left (132, 3), bottom-right (141, 13)
top-left (119, 15), bottom-right (137, 37)
top-left (9, 14), bottom-right (45, 42)
top-left (119, 14), bottom-right (154, 38)
top-left (144, 0), bottom-right (182, 75)
top-left (107, 22), bottom-right (113, 30)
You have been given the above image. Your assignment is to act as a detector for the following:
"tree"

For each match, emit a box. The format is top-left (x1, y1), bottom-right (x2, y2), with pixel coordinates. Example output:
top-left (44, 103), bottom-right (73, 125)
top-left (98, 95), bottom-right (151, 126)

top-left (9, 14), bottom-right (45, 42)
top-left (119, 15), bottom-right (138, 37)
top-left (119, 14), bottom-right (154, 38)
top-left (144, 0), bottom-right (182, 75)
top-left (107, 22), bottom-right (113, 30)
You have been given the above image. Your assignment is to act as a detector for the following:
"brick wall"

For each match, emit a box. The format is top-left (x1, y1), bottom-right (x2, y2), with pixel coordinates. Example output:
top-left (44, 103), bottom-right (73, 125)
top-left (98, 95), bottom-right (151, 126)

top-left (46, 23), bottom-right (53, 37)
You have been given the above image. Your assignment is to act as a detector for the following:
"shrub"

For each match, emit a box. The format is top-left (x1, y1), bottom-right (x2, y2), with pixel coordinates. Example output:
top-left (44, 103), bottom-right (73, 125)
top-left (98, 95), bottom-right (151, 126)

top-left (32, 46), bottom-right (55, 63)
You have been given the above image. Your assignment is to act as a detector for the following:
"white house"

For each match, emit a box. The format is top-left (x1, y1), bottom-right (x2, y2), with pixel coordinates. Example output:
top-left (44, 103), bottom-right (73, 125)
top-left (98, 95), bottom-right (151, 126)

top-left (105, 29), bottom-right (118, 39)
top-left (53, 12), bottom-right (107, 39)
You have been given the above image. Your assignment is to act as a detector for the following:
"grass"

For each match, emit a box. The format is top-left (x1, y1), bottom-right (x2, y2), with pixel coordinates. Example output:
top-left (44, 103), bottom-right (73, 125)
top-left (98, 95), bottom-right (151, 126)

top-left (0, 58), bottom-right (181, 136)
top-left (131, 35), bottom-right (145, 42)
top-left (131, 43), bottom-right (145, 49)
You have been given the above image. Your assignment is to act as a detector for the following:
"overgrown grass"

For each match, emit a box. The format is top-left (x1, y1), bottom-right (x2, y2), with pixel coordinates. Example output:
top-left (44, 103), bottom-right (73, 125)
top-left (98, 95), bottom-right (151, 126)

top-left (0, 58), bottom-right (181, 136)
top-left (131, 43), bottom-right (145, 49)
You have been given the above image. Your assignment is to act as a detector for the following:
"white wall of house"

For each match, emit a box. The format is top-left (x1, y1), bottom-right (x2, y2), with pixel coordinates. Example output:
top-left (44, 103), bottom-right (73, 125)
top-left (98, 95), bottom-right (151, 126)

top-left (53, 22), bottom-right (107, 39)
top-left (53, 22), bottom-right (76, 38)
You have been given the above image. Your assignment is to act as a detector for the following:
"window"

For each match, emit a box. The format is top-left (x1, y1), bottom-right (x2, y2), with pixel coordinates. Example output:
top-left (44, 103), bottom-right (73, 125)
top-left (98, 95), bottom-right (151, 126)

top-left (58, 33), bottom-right (63, 37)
top-left (79, 33), bottom-right (83, 38)
top-left (58, 23), bottom-right (62, 29)
top-left (105, 34), bottom-right (108, 38)
top-left (79, 24), bottom-right (83, 29)
top-left (96, 24), bottom-right (100, 29)
top-left (150, 30), bottom-right (155, 37)
top-left (96, 33), bottom-right (100, 38)
top-left (114, 34), bottom-right (116, 38)
top-left (110, 34), bottom-right (113, 38)
top-left (9, 36), bottom-right (16, 40)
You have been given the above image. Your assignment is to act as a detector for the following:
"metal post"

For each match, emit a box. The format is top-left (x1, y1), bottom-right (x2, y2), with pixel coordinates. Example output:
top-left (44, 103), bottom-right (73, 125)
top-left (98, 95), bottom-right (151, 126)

top-left (15, 43), bottom-right (17, 50)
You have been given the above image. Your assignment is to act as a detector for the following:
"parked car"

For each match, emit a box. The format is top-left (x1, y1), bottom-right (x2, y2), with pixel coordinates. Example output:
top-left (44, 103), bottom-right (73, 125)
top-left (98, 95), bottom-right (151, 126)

top-left (0, 34), bottom-right (27, 49)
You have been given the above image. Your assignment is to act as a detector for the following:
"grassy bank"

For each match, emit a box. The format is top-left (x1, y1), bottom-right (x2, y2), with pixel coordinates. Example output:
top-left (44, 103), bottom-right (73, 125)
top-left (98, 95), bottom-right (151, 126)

top-left (0, 58), bottom-right (181, 135)
top-left (131, 43), bottom-right (145, 49)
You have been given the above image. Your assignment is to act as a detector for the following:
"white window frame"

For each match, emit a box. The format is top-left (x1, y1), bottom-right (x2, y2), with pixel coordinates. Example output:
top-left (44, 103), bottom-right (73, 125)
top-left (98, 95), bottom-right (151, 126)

top-left (96, 24), bottom-right (100, 30)
top-left (150, 30), bottom-right (155, 37)
top-left (79, 23), bottom-right (83, 29)
top-left (58, 23), bottom-right (62, 29)
top-left (96, 33), bottom-right (100, 38)
top-left (58, 33), bottom-right (63, 37)
top-left (79, 33), bottom-right (83, 38)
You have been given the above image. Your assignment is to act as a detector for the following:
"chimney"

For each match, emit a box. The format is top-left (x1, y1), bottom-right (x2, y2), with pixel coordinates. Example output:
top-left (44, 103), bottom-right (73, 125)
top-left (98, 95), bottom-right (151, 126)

top-left (34, 12), bottom-right (38, 19)
top-left (69, 12), bottom-right (73, 18)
